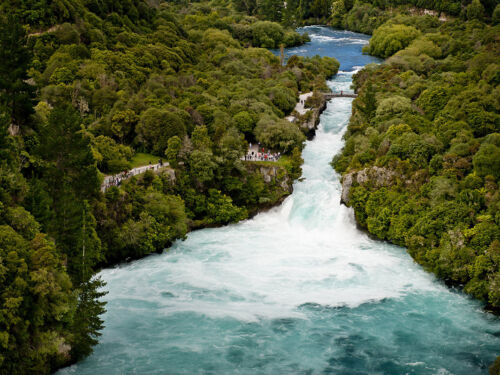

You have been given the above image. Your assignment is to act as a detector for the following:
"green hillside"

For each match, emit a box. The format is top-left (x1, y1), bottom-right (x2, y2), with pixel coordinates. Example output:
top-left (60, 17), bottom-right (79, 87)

top-left (0, 0), bottom-right (498, 373)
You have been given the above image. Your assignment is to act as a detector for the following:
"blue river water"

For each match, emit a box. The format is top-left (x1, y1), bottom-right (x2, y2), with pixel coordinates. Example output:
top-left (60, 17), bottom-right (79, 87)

top-left (58, 27), bottom-right (499, 375)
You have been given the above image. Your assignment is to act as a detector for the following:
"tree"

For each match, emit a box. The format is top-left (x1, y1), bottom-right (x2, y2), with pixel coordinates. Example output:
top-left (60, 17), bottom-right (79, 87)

top-left (111, 109), bottom-right (138, 143)
top-left (289, 146), bottom-right (304, 180)
top-left (257, 0), bottom-right (284, 22)
top-left (310, 0), bottom-right (330, 18)
top-left (70, 277), bottom-right (107, 361)
top-left (330, 0), bottom-right (346, 27)
top-left (38, 106), bottom-right (100, 201)
top-left (205, 189), bottom-right (247, 224)
top-left (473, 143), bottom-right (500, 179)
top-left (74, 201), bottom-right (102, 284)
top-left (165, 136), bottom-right (182, 168)
top-left (493, 4), bottom-right (500, 24)
top-left (0, 15), bottom-right (34, 129)
top-left (36, 106), bottom-right (101, 279)
top-left (233, 111), bottom-right (255, 134)
top-left (254, 117), bottom-right (305, 153)
top-left (191, 125), bottom-right (212, 151)
top-left (269, 86), bottom-right (296, 114)
top-left (188, 149), bottom-right (217, 188)
top-left (137, 108), bottom-right (186, 154)
top-left (0, 227), bottom-right (74, 374)
top-left (93, 135), bottom-right (133, 173)
top-left (232, 0), bottom-right (257, 15)
top-left (416, 86), bottom-right (449, 120)
top-left (375, 95), bottom-right (413, 118)
top-left (364, 24), bottom-right (421, 58)
top-left (250, 21), bottom-right (284, 48)
top-left (466, 0), bottom-right (485, 21)
top-left (358, 81), bottom-right (376, 121)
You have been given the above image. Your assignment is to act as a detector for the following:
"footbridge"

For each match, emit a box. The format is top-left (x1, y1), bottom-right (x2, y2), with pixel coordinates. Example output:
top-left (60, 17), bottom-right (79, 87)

top-left (322, 92), bottom-right (357, 99)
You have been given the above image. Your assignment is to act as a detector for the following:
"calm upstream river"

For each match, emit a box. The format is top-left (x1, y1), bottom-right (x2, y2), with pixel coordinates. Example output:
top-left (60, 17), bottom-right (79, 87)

top-left (59, 27), bottom-right (499, 375)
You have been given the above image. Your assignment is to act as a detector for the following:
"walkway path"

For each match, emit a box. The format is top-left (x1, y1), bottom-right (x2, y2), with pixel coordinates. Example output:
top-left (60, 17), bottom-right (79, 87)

top-left (295, 92), bottom-right (314, 115)
top-left (285, 92), bottom-right (314, 122)
top-left (28, 25), bottom-right (60, 37)
top-left (101, 162), bottom-right (169, 192)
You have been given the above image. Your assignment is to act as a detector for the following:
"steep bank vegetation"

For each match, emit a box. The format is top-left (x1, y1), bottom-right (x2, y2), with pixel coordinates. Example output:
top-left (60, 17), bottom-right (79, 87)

top-left (0, 1), bottom-right (339, 373)
top-left (234, 0), bottom-right (498, 27)
top-left (333, 14), bottom-right (499, 314)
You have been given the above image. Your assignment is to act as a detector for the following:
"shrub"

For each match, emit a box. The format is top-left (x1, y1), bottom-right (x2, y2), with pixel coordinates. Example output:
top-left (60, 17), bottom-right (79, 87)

top-left (363, 23), bottom-right (421, 58)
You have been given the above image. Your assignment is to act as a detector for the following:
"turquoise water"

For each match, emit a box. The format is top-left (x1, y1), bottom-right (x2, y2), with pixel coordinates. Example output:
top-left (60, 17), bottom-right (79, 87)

top-left (59, 27), bottom-right (499, 375)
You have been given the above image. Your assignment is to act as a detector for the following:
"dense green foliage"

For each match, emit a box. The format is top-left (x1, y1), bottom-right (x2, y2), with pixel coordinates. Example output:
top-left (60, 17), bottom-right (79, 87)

top-left (362, 23), bottom-right (421, 57)
top-left (0, 1), bottom-right (339, 372)
top-left (233, 0), bottom-right (498, 30)
top-left (333, 15), bottom-right (500, 314)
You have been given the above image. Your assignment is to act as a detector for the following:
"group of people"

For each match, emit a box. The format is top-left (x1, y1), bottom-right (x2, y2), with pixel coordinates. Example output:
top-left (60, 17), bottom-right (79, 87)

top-left (101, 160), bottom-right (166, 191)
top-left (243, 149), bottom-right (281, 162)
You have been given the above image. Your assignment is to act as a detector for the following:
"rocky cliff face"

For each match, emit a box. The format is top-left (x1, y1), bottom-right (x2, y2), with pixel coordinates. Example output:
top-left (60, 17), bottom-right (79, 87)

top-left (159, 167), bottom-right (176, 183)
top-left (257, 165), bottom-right (293, 192)
top-left (340, 166), bottom-right (398, 204)
top-left (299, 95), bottom-right (327, 139)
top-left (340, 166), bottom-right (431, 205)
top-left (244, 163), bottom-right (294, 214)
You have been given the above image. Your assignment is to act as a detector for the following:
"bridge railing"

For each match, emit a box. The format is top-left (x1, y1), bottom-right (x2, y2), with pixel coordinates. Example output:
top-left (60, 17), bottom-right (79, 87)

top-left (322, 92), bottom-right (357, 98)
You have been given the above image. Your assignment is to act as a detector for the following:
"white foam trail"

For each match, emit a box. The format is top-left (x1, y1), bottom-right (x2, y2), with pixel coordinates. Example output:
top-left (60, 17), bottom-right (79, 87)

top-left (338, 65), bottom-right (365, 75)
top-left (310, 35), bottom-right (369, 44)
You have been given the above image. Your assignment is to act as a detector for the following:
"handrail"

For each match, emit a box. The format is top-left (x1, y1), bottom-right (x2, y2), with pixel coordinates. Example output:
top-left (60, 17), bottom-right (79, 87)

top-left (322, 92), bottom-right (358, 99)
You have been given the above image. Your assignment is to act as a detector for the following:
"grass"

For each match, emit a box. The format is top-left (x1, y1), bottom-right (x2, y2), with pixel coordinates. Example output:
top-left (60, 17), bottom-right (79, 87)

top-left (130, 152), bottom-right (161, 168)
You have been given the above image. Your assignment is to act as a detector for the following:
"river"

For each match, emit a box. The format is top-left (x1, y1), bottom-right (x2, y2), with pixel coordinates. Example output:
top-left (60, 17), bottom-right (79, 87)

top-left (58, 26), bottom-right (499, 375)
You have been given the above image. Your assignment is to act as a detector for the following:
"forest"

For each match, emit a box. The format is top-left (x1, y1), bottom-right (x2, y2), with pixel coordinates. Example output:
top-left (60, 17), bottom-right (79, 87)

top-left (0, 0), bottom-right (499, 373)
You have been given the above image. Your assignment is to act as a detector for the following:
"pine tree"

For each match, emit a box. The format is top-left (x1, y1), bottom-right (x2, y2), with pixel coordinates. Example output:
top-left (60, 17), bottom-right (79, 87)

top-left (70, 277), bottom-right (107, 361)
top-left (0, 15), bottom-right (34, 129)
top-left (75, 201), bottom-right (102, 285)
top-left (35, 106), bottom-right (101, 282)
top-left (282, 0), bottom-right (299, 26)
